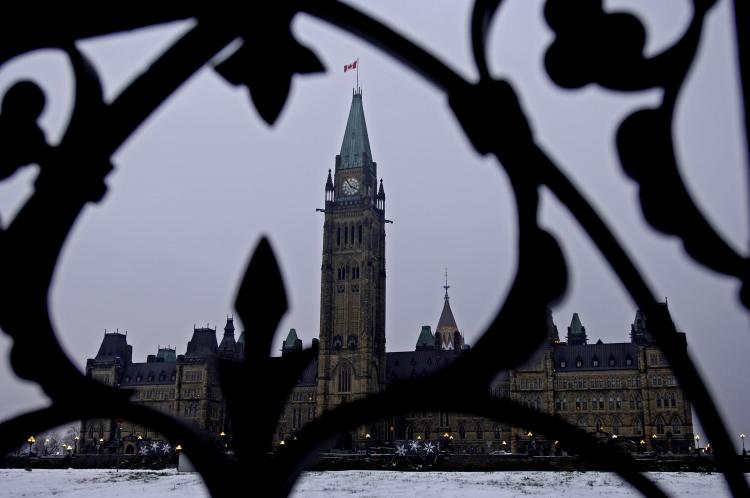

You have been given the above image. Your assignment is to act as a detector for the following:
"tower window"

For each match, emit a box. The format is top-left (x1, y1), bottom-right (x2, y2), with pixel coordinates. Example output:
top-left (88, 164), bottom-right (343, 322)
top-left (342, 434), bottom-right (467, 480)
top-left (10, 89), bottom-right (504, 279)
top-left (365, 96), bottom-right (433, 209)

top-left (337, 227), bottom-right (341, 246)
top-left (358, 225), bottom-right (362, 244)
top-left (344, 226), bottom-right (348, 244)
top-left (351, 226), bottom-right (355, 244)
top-left (338, 365), bottom-right (351, 393)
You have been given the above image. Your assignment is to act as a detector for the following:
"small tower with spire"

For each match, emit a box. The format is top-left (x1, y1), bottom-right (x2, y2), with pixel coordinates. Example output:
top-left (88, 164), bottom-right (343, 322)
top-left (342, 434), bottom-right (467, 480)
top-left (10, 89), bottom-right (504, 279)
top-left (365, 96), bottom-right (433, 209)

top-left (325, 169), bottom-right (334, 202)
top-left (567, 313), bottom-right (587, 345)
top-left (435, 270), bottom-right (464, 350)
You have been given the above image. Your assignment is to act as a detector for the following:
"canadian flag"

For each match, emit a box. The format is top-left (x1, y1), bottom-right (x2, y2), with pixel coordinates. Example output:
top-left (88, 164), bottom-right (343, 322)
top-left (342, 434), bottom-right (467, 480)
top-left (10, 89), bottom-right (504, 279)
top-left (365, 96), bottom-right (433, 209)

top-left (344, 60), bottom-right (358, 72)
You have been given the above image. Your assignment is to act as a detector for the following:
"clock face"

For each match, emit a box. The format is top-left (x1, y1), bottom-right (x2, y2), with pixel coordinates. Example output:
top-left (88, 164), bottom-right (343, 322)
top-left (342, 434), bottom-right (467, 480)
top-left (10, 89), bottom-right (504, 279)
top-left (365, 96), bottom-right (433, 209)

top-left (342, 177), bottom-right (360, 196)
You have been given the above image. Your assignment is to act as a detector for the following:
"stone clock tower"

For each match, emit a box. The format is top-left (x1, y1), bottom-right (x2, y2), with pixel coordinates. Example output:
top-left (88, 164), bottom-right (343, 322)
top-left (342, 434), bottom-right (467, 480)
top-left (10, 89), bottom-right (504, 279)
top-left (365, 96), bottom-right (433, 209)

top-left (316, 89), bottom-right (387, 431)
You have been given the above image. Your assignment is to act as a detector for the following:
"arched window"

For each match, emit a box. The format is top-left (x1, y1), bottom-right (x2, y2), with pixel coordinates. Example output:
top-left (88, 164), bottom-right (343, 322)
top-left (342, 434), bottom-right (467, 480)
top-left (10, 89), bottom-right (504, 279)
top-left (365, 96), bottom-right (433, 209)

top-left (407, 425), bottom-right (414, 440)
top-left (338, 365), bottom-right (351, 393)
top-left (657, 394), bottom-right (662, 408)
top-left (424, 424), bottom-right (431, 440)
top-left (337, 227), bottom-right (341, 246)
top-left (350, 226), bottom-right (355, 244)
top-left (592, 356), bottom-right (599, 367)
top-left (358, 225), bottom-right (362, 244)
top-left (555, 398), bottom-right (561, 411)
top-left (670, 393), bottom-right (677, 407)
top-left (632, 416), bottom-right (642, 435)
top-left (671, 416), bottom-right (682, 434)
top-left (493, 424), bottom-right (501, 440)
top-left (344, 226), bottom-right (348, 244)
top-left (575, 398), bottom-right (582, 411)
top-left (655, 416), bottom-right (665, 435)
top-left (439, 412), bottom-right (449, 427)
top-left (475, 423), bottom-right (483, 439)
top-left (595, 419), bottom-right (604, 432)
top-left (458, 424), bottom-right (466, 440)
top-left (612, 417), bottom-right (621, 435)
top-left (629, 395), bottom-right (635, 409)
top-left (577, 418), bottom-right (587, 431)
top-left (636, 394), bottom-right (642, 409)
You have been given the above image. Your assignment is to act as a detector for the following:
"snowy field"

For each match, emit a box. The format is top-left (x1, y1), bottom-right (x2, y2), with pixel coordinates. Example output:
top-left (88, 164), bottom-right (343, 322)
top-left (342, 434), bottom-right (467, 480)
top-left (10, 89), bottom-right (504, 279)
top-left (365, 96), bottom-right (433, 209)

top-left (0, 468), bottom-right (744, 497)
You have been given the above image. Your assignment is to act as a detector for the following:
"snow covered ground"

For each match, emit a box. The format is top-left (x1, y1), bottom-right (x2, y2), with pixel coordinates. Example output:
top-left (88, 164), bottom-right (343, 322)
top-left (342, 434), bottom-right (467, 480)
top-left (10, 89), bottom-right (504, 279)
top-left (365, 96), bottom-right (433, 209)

top-left (0, 468), bottom-right (744, 497)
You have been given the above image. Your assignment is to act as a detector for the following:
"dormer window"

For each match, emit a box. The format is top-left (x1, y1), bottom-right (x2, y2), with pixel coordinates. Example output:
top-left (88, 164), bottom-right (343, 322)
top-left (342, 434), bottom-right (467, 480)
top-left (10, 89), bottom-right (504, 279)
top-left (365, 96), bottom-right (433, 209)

top-left (560, 360), bottom-right (567, 369)
top-left (147, 375), bottom-right (154, 382)
top-left (592, 357), bottom-right (599, 368)
top-left (575, 357), bottom-right (583, 368)
top-left (136, 376), bottom-right (142, 382)
top-left (625, 356), bottom-right (633, 366)
top-left (608, 356), bottom-right (616, 367)
top-left (124, 376), bottom-right (131, 383)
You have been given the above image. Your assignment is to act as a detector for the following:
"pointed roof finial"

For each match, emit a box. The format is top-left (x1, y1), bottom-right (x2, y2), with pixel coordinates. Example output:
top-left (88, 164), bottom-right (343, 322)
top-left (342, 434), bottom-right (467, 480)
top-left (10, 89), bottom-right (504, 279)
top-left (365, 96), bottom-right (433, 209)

top-left (443, 268), bottom-right (450, 300)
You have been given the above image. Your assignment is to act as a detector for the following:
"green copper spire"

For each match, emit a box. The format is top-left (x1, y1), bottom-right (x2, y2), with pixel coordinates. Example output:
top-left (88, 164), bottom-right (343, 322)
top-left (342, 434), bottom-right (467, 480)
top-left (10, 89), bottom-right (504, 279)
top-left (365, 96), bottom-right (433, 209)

top-left (337, 89), bottom-right (373, 170)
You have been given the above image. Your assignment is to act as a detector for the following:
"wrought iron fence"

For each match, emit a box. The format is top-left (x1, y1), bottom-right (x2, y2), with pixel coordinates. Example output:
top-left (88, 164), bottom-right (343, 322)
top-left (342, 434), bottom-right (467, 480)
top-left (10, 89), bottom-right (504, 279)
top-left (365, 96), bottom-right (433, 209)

top-left (0, 1), bottom-right (748, 496)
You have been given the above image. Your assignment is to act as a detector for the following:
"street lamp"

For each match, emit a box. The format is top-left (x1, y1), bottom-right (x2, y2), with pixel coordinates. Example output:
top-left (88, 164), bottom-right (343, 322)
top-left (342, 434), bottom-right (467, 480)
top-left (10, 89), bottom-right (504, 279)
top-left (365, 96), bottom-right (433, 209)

top-left (26, 436), bottom-right (36, 469)
top-left (44, 438), bottom-right (49, 456)
top-left (97, 437), bottom-right (104, 455)
top-left (740, 433), bottom-right (746, 455)
top-left (695, 435), bottom-right (701, 451)
top-left (73, 436), bottom-right (79, 455)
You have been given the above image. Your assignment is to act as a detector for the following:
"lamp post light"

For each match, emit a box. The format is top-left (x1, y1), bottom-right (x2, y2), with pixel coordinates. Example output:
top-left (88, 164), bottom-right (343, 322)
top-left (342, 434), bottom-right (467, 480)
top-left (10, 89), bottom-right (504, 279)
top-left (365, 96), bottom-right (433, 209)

top-left (44, 438), bottom-right (49, 456)
top-left (740, 433), bottom-right (746, 455)
top-left (97, 437), bottom-right (104, 455)
top-left (26, 436), bottom-right (35, 469)
top-left (695, 435), bottom-right (701, 452)
top-left (220, 431), bottom-right (226, 450)
top-left (73, 436), bottom-right (79, 455)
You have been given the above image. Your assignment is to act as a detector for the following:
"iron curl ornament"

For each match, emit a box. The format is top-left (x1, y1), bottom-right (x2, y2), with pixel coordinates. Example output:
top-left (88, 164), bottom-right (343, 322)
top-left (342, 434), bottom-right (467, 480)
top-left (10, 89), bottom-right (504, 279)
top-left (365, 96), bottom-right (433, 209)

top-left (0, 1), bottom-right (748, 497)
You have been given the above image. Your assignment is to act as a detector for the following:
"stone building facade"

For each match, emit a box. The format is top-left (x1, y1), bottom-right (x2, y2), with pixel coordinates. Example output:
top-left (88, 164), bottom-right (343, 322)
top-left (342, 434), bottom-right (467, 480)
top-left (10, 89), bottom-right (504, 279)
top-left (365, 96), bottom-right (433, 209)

top-left (81, 90), bottom-right (693, 456)
top-left (80, 320), bottom-right (243, 454)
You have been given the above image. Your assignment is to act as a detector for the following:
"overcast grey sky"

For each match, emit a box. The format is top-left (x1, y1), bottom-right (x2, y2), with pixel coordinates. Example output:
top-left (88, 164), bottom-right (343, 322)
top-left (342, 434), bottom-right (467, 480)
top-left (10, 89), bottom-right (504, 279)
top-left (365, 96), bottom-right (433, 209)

top-left (0, 0), bottom-right (748, 448)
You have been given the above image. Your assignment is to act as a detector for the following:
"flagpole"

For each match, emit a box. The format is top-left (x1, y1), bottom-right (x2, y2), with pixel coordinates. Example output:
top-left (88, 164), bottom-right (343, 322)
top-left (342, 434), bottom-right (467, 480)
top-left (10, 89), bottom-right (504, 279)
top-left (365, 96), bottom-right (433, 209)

top-left (356, 58), bottom-right (359, 91)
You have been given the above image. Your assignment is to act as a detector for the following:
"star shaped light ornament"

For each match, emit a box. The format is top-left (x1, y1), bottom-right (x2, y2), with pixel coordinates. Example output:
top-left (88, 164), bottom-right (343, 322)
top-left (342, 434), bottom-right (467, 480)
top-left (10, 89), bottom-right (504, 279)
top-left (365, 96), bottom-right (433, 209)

top-left (140, 446), bottom-right (149, 455)
top-left (409, 441), bottom-right (420, 452)
top-left (424, 442), bottom-right (435, 454)
top-left (151, 441), bottom-right (161, 452)
top-left (395, 444), bottom-right (407, 456)
top-left (162, 443), bottom-right (172, 454)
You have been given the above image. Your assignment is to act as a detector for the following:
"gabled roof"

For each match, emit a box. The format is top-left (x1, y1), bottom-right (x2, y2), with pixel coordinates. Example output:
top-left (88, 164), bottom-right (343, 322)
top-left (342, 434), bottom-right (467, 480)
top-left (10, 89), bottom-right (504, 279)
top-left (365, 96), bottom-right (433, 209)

top-left (337, 90), bottom-right (373, 170)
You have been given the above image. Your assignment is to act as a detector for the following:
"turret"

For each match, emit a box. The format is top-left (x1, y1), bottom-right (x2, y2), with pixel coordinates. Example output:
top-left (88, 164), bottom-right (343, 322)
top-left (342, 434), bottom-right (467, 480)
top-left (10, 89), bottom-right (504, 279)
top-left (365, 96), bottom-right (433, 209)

top-left (219, 316), bottom-right (237, 356)
top-left (325, 169), bottom-right (334, 202)
top-left (282, 328), bottom-right (303, 356)
top-left (567, 313), bottom-right (587, 345)
top-left (377, 179), bottom-right (385, 211)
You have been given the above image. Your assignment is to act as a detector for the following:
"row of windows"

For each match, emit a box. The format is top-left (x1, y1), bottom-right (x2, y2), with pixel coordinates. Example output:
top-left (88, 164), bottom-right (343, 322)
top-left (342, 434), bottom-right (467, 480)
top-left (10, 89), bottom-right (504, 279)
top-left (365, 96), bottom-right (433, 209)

top-left (405, 423), bottom-right (505, 441)
top-left (656, 393), bottom-right (678, 408)
top-left (123, 372), bottom-right (176, 383)
top-left (181, 388), bottom-right (202, 399)
top-left (559, 355), bottom-right (633, 369)
top-left (651, 376), bottom-right (677, 387)
top-left (131, 389), bottom-right (175, 401)
top-left (556, 394), bottom-right (644, 412)
top-left (336, 225), bottom-right (364, 246)
top-left (290, 391), bottom-right (315, 402)
top-left (576, 415), bottom-right (682, 436)
top-left (649, 353), bottom-right (668, 366)
top-left (183, 371), bottom-right (203, 382)
top-left (182, 401), bottom-right (198, 417)
top-left (553, 377), bottom-right (640, 390)
top-left (336, 265), bottom-right (362, 280)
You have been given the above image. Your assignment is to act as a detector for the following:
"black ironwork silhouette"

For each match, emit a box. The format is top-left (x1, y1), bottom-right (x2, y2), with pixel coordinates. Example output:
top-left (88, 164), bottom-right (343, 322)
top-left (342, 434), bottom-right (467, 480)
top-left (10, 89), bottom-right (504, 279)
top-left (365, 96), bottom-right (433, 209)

top-left (0, 2), bottom-right (748, 496)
